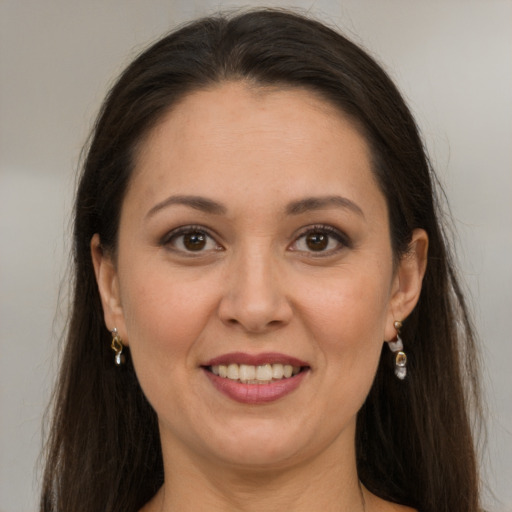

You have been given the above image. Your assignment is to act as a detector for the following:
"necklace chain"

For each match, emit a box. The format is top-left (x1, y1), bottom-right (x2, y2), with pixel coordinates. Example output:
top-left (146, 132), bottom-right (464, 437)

top-left (359, 480), bottom-right (367, 512)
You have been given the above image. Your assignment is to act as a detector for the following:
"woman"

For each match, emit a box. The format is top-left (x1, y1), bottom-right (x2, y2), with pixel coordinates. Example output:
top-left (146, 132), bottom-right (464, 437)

top-left (40, 9), bottom-right (482, 512)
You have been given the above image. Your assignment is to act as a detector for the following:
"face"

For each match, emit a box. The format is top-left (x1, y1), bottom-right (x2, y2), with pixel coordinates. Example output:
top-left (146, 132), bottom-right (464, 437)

top-left (93, 83), bottom-right (426, 473)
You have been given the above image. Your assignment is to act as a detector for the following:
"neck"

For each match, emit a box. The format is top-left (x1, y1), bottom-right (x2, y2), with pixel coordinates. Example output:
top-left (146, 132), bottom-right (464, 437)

top-left (147, 430), bottom-right (366, 512)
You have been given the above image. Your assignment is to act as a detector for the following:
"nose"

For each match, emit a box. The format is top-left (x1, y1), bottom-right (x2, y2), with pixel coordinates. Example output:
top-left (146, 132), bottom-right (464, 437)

top-left (218, 243), bottom-right (293, 333)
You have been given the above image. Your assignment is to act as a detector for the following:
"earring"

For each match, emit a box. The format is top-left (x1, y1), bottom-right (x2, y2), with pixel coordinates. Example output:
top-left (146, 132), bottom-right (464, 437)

top-left (387, 320), bottom-right (407, 380)
top-left (110, 328), bottom-right (125, 365)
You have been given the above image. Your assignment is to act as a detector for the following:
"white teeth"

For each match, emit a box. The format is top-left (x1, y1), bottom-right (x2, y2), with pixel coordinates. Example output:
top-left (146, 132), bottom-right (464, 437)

top-left (256, 364), bottom-right (273, 381)
top-left (239, 364), bottom-right (256, 381)
top-left (227, 363), bottom-right (239, 380)
top-left (272, 363), bottom-right (284, 379)
top-left (210, 363), bottom-right (303, 383)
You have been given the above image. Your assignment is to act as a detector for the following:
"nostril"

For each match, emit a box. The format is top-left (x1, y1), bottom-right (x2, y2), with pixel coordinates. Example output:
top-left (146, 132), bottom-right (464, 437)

top-left (217, 279), bottom-right (293, 332)
top-left (222, 316), bottom-right (288, 333)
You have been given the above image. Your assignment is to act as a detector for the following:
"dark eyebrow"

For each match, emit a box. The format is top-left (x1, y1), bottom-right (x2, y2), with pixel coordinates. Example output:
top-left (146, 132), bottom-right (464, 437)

top-left (286, 195), bottom-right (364, 218)
top-left (146, 195), bottom-right (227, 219)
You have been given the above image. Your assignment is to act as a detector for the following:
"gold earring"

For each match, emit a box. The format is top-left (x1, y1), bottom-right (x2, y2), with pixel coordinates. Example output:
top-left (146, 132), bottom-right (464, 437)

top-left (387, 320), bottom-right (407, 380)
top-left (111, 328), bottom-right (125, 365)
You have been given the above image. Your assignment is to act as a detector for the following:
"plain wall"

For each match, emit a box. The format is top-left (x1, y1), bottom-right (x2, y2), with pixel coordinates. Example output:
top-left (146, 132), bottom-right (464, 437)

top-left (1, 1), bottom-right (511, 510)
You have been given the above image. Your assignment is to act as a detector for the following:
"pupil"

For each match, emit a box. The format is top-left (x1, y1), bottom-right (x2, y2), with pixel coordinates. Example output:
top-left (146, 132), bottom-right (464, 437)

top-left (184, 232), bottom-right (206, 251)
top-left (306, 232), bottom-right (328, 251)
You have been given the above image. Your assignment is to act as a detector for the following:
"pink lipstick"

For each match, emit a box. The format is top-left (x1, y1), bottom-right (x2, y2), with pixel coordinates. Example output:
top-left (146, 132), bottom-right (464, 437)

top-left (202, 352), bottom-right (310, 404)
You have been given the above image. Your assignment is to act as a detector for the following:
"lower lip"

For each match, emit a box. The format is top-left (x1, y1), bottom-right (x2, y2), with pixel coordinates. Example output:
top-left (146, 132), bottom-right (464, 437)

top-left (203, 369), bottom-right (308, 404)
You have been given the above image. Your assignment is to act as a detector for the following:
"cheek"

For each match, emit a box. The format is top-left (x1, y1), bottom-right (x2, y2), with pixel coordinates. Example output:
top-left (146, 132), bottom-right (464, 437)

top-left (303, 267), bottom-right (392, 337)
top-left (117, 268), bottom-right (220, 416)
top-left (297, 262), bottom-right (393, 384)
top-left (119, 266), bottom-right (217, 364)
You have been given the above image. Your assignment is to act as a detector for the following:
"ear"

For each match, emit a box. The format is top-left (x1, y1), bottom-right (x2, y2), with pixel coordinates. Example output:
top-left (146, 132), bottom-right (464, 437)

top-left (90, 234), bottom-right (128, 343)
top-left (385, 228), bottom-right (429, 341)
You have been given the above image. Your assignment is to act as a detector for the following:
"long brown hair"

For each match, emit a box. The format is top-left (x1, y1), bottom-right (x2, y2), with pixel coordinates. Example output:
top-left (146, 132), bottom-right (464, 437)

top-left (41, 9), bottom-right (482, 512)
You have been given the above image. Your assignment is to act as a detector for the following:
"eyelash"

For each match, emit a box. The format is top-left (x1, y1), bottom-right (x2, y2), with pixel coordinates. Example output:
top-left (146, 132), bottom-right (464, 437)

top-left (291, 224), bottom-right (350, 256)
top-left (161, 225), bottom-right (222, 255)
top-left (161, 224), bottom-right (350, 256)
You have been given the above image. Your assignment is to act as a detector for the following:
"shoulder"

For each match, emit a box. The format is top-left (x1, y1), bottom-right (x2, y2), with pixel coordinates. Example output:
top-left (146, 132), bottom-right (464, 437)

top-left (364, 490), bottom-right (417, 512)
top-left (387, 506), bottom-right (417, 512)
top-left (375, 502), bottom-right (417, 512)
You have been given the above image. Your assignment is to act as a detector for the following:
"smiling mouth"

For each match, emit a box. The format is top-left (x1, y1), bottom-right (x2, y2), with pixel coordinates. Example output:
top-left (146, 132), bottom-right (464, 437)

top-left (206, 363), bottom-right (306, 384)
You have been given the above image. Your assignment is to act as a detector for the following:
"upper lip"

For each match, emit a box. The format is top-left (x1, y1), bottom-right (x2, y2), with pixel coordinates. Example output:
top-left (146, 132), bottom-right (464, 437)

top-left (203, 352), bottom-right (309, 368)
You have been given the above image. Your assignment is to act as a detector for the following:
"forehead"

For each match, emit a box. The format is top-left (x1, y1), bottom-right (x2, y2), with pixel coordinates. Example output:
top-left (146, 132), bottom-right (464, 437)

top-left (127, 82), bottom-right (384, 218)
top-left (139, 82), bottom-right (366, 160)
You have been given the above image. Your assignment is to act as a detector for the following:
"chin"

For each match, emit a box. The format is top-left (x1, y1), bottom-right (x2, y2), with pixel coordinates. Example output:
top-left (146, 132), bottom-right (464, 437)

top-left (215, 442), bottom-right (304, 470)
top-left (197, 418), bottom-right (325, 470)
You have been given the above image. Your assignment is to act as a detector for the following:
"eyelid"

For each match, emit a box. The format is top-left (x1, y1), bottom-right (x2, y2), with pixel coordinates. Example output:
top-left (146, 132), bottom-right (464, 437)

top-left (289, 224), bottom-right (351, 254)
top-left (160, 225), bottom-right (223, 253)
top-left (159, 223), bottom-right (350, 256)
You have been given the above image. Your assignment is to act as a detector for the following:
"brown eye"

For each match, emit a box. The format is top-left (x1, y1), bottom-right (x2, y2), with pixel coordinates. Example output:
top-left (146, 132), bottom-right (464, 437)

top-left (305, 232), bottom-right (329, 251)
top-left (183, 232), bottom-right (207, 251)
top-left (164, 227), bottom-right (220, 254)
top-left (291, 226), bottom-right (348, 255)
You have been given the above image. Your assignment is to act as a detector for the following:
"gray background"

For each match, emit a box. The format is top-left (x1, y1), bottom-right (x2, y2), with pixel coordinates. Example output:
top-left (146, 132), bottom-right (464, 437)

top-left (1, 1), bottom-right (511, 511)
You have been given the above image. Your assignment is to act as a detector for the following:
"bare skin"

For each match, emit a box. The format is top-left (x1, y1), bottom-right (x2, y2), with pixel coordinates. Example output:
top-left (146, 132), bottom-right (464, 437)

top-left (92, 83), bottom-right (426, 512)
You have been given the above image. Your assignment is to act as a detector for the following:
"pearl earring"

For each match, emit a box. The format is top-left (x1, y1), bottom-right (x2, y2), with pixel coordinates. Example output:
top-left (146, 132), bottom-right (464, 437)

top-left (387, 320), bottom-right (407, 380)
top-left (110, 328), bottom-right (125, 365)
